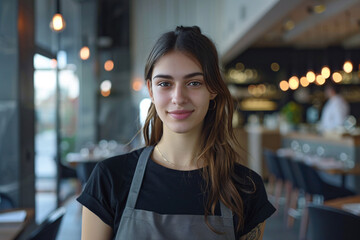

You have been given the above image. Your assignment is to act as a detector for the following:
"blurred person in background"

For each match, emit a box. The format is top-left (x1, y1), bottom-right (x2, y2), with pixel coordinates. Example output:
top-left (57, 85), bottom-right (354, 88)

top-left (319, 82), bottom-right (350, 132)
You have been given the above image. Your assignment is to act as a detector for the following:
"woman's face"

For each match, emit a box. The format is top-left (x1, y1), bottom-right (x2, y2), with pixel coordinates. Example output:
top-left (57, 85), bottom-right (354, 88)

top-left (147, 51), bottom-right (216, 135)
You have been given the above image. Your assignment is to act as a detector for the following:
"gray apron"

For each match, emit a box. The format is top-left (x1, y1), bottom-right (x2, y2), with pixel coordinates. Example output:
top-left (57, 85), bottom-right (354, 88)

top-left (115, 146), bottom-right (236, 240)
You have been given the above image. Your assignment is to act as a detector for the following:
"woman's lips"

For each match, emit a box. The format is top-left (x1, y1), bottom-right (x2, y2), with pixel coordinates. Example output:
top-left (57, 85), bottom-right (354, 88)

top-left (168, 110), bottom-right (194, 120)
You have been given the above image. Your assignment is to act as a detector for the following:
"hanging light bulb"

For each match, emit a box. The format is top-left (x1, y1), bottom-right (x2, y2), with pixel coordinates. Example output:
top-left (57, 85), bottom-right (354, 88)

top-left (49, 0), bottom-right (66, 32)
top-left (332, 72), bottom-right (343, 83)
top-left (343, 60), bottom-right (353, 73)
top-left (321, 66), bottom-right (331, 79)
top-left (79, 46), bottom-right (90, 60)
top-left (104, 60), bottom-right (114, 71)
top-left (288, 76), bottom-right (299, 90)
top-left (279, 80), bottom-right (289, 91)
top-left (79, 36), bottom-right (90, 60)
top-left (306, 71), bottom-right (316, 83)
top-left (300, 76), bottom-right (309, 87)
top-left (315, 75), bottom-right (326, 85)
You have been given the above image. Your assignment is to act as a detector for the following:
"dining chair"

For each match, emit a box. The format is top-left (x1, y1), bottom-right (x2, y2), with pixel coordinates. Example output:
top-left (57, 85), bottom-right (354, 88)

top-left (27, 206), bottom-right (66, 240)
top-left (296, 161), bottom-right (354, 201)
top-left (0, 192), bottom-right (14, 211)
top-left (295, 161), bottom-right (355, 240)
top-left (264, 149), bottom-right (285, 210)
top-left (307, 204), bottom-right (360, 240)
top-left (277, 156), bottom-right (302, 227)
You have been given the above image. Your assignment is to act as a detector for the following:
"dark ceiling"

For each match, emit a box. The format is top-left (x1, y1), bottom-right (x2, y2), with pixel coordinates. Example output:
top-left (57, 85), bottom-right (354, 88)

top-left (97, 0), bottom-right (129, 49)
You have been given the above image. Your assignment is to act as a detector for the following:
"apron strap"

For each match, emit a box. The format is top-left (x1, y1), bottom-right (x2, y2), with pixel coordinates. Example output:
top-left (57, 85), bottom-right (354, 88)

top-left (124, 146), bottom-right (154, 209)
top-left (220, 201), bottom-right (233, 219)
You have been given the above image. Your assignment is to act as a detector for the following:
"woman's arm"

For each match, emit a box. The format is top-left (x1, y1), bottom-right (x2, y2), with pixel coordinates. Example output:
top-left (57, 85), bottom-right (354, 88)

top-left (81, 206), bottom-right (113, 240)
top-left (240, 222), bottom-right (266, 240)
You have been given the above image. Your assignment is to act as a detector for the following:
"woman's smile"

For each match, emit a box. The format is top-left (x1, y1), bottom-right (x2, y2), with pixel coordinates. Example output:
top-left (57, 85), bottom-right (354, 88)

top-left (167, 109), bottom-right (194, 120)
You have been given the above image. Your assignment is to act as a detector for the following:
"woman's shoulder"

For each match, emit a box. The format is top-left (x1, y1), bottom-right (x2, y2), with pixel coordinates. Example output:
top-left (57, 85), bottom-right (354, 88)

top-left (233, 163), bottom-right (266, 195)
top-left (234, 163), bottom-right (263, 182)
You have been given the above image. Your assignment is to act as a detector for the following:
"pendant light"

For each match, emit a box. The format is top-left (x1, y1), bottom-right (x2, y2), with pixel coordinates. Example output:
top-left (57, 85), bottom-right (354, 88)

top-left (50, 0), bottom-right (66, 32)
top-left (79, 36), bottom-right (90, 60)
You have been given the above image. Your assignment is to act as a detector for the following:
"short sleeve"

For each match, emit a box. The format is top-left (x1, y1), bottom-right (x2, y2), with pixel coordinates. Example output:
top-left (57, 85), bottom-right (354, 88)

top-left (241, 172), bottom-right (276, 236)
top-left (77, 162), bottom-right (115, 228)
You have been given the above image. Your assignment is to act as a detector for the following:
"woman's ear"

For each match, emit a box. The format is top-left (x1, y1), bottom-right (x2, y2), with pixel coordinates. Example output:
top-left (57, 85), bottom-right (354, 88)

top-left (146, 79), bottom-right (154, 102)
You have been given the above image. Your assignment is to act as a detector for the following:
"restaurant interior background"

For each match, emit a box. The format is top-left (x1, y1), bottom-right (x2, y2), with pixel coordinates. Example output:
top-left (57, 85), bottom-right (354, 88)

top-left (1, 0), bottom-right (360, 239)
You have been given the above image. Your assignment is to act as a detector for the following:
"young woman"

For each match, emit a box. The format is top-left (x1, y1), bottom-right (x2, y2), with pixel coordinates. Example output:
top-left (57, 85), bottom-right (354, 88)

top-left (78, 26), bottom-right (275, 240)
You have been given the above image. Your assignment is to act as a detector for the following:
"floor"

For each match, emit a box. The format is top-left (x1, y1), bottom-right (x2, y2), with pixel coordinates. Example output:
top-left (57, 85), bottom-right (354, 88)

top-left (36, 184), bottom-right (302, 240)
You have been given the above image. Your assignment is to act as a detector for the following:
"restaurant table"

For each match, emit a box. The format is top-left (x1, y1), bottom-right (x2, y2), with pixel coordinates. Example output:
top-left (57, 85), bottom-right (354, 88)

top-left (0, 208), bottom-right (34, 240)
top-left (324, 195), bottom-right (360, 215)
top-left (319, 165), bottom-right (360, 188)
top-left (277, 148), bottom-right (360, 188)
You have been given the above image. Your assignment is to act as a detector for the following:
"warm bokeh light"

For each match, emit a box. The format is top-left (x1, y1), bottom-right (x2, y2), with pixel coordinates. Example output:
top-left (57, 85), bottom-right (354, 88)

top-left (258, 84), bottom-right (266, 95)
top-left (50, 59), bottom-right (57, 68)
top-left (132, 79), bottom-right (143, 91)
top-left (306, 71), bottom-right (316, 83)
top-left (248, 85), bottom-right (256, 95)
top-left (313, 4), bottom-right (326, 14)
top-left (100, 80), bottom-right (112, 92)
top-left (79, 46), bottom-right (90, 60)
top-left (289, 76), bottom-right (299, 90)
top-left (321, 66), bottom-right (331, 79)
top-left (104, 60), bottom-right (114, 71)
top-left (49, 13), bottom-right (66, 32)
top-left (316, 75), bottom-right (326, 85)
top-left (101, 90), bottom-right (111, 97)
top-left (300, 76), bottom-right (309, 87)
top-left (343, 61), bottom-right (353, 73)
top-left (271, 62), bottom-right (280, 72)
top-left (279, 80), bottom-right (289, 91)
top-left (332, 72), bottom-right (342, 83)
top-left (235, 62), bottom-right (245, 71)
top-left (284, 20), bottom-right (295, 31)
top-left (244, 69), bottom-right (253, 78)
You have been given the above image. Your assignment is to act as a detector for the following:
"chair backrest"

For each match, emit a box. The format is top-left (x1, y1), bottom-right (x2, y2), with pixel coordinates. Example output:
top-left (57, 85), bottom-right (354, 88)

top-left (27, 206), bottom-right (66, 240)
top-left (308, 204), bottom-right (360, 240)
top-left (264, 149), bottom-right (284, 180)
top-left (278, 156), bottom-right (299, 188)
top-left (290, 160), bottom-right (309, 192)
top-left (295, 161), bottom-right (324, 195)
top-left (0, 192), bottom-right (14, 211)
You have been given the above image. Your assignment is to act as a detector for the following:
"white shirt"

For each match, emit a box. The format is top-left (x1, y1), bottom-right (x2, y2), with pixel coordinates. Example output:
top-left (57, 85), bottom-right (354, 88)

top-left (320, 95), bottom-right (349, 131)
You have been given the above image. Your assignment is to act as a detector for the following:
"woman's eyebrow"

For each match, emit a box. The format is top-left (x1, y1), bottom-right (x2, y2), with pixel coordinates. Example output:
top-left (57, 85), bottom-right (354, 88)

top-left (183, 72), bottom-right (204, 79)
top-left (153, 74), bottom-right (173, 80)
top-left (152, 72), bottom-right (203, 80)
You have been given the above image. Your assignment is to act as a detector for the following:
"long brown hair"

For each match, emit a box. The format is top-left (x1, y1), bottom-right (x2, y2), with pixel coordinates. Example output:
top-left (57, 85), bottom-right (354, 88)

top-left (143, 26), bottom-right (247, 233)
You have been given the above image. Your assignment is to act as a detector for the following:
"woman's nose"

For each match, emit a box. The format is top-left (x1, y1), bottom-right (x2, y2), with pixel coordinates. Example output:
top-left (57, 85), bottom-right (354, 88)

top-left (171, 85), bottom-right (188, 105)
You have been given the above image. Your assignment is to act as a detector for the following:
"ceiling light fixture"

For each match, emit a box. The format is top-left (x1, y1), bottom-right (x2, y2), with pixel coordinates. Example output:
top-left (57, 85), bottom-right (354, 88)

top-left (343, 60), bottom-right (353, 73)
top-left (50, 0), bottom-right (66, 32)
top-left (79, 36), bottom-right (90, 60)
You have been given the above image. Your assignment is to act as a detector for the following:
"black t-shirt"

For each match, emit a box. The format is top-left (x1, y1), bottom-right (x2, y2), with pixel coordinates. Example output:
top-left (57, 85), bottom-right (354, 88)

top-left (77, 147), bottom-right (275, 239)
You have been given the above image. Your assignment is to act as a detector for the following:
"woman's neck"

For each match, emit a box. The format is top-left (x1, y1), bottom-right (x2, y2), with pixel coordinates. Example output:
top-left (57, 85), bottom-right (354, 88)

top-left (155, 126), bottom-right (203, 170)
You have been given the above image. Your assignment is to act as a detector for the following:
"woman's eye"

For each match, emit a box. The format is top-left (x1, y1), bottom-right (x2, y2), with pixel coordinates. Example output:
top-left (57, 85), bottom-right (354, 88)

top-left (188, 81), bottom-right (202, 87)
top-left (158, 82), bottom-right (171, 87)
